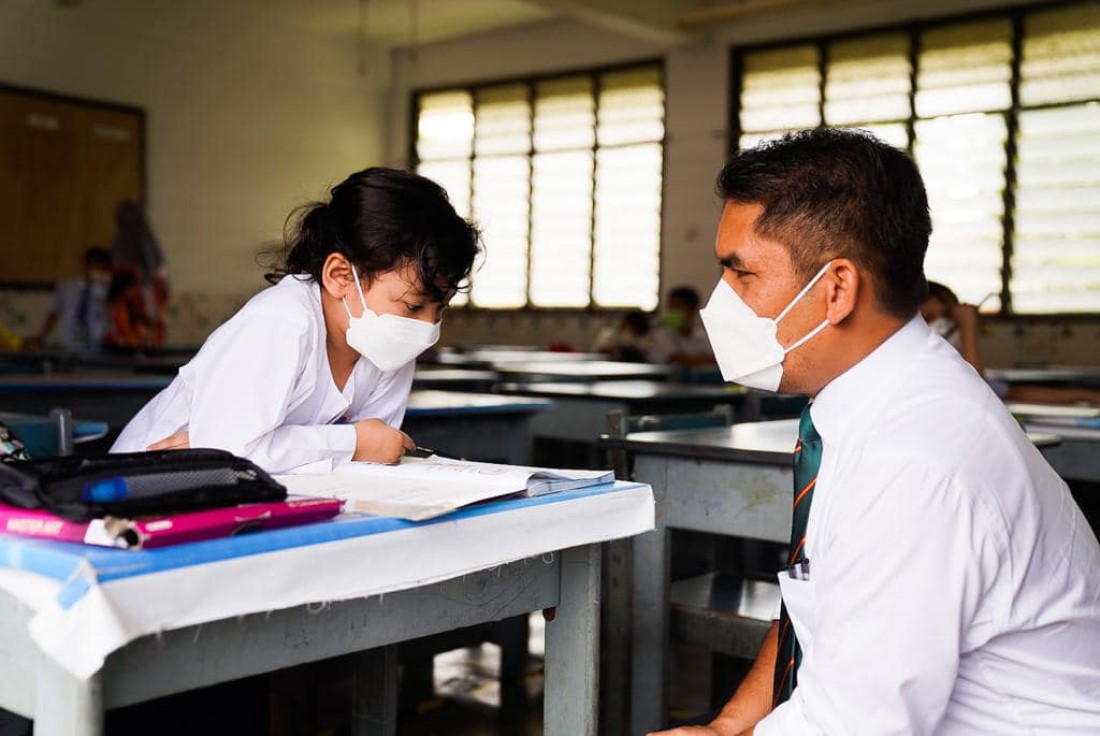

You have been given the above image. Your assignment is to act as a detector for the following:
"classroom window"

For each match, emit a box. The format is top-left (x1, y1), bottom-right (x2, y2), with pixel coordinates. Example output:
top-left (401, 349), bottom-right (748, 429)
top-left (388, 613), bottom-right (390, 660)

top-left (730, 1), bottom-right (1100, 315)
top-left (413, 63), bottom-right (665, 310)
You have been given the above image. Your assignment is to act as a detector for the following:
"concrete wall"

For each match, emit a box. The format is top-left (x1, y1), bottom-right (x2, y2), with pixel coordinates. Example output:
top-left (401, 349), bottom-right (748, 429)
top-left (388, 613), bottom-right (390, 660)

top-left (385, 0), bottom-right (1100, 366)
top-left (0, 0), bottom-right (387, 300)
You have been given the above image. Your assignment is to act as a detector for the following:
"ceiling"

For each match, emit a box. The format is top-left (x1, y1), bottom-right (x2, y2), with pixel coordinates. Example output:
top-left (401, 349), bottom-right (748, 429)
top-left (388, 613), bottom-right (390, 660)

top-left (42, 0), bottom-right (838, 49)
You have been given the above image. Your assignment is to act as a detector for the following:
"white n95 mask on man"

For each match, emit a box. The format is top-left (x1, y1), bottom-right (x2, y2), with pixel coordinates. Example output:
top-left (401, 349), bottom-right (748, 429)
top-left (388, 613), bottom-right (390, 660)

top-left (699, 261), bottom-right (833, 392)
top-left (343, 266), bottom-right (440, 372)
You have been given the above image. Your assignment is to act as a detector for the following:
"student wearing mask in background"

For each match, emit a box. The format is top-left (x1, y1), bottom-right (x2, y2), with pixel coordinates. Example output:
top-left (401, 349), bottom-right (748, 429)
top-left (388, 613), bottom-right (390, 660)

top-left (112, 168), bottom-right (480, 474)
top-left (652, 129), bottom-right (1100, 736)
top-left (25, 246), bottom-right (112, 353)
top-left (649, 285), bottom-right (715, 366)
top-left (593, 310), bottom-right (652, 362)
top-left (922, 280), bottom-right (1100, 406)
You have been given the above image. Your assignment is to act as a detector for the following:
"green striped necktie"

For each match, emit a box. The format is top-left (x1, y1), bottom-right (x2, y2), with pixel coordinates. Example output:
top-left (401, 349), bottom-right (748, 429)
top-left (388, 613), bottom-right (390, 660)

top-left (773, 404), bottom-right (821, 705)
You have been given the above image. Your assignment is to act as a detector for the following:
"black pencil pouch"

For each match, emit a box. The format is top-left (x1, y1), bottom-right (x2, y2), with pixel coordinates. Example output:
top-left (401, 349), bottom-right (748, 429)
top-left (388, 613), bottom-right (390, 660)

top-left (0, 449), bottom-right (286, 522)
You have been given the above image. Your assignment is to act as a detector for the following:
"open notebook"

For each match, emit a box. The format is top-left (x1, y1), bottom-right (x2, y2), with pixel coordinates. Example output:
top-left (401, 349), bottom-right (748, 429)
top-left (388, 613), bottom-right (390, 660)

top-left (277, 456), bottom-right (613, 522)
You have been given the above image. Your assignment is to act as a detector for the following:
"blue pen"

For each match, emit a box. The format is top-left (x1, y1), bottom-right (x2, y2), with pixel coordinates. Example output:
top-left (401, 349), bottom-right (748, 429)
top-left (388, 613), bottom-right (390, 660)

top-left (82, 468), bottom-right (239, 503)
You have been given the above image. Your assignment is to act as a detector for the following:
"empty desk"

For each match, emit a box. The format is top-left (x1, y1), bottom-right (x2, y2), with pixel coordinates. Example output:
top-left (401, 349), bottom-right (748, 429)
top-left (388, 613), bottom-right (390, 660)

top-left (411, 368), bottom-right (500, 392)
top-left (499, 380), bottom-right (746, 444)
top-left (494, 361), bottom-right (673, 383)
top-left (0, 374), bottom-right (172, 431)
top-left (402, 390), bottom-right (553, 464)
top-left (988, 367), bottom-right (1100, 389)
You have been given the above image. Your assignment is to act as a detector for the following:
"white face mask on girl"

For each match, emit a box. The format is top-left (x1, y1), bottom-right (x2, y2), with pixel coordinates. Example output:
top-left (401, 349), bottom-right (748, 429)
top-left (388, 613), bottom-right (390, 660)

top-left (342, 266), bottom-right (440, 372)
top-left (699, 260), bottom-right (833, 392)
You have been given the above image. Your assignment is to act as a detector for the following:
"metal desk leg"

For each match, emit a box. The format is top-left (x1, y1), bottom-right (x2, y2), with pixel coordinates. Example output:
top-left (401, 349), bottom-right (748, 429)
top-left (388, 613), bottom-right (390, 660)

top-left (353, 645), bottom-right (398, 736)
top-left (33, 660), bottom-right (103, 736)
top-left (603, 537), bottom-right (633, 736)
top-left (632, 525), bottom-right (671, 734)
top-left (545, 544), bottom-right (601, 736)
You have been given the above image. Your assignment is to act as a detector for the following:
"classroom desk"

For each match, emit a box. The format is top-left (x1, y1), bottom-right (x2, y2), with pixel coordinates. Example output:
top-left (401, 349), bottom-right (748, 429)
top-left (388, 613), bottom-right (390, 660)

top-left (0, 351), bottom-right (190, 377)
top-left (606, 419), bottom-right (1069, 734)
top-left (493, 360), bottom-right (673, 383)
top-left (1008, 402), bottom-right (1100, 482)
top-left (411, 368), bottom-right (500, 392)
top-left (0, 481), bottom-right (654, 736)
top-left (0, 374), bottom-right (171, 430)
top-left (987, 366), bottom-right (1100, 388)
top-left (431, 348), bottom-right (606, 368)
top-left (498, 380), bottom-right (747, 444)
top-left (402, 390), bottom-right (553, 463)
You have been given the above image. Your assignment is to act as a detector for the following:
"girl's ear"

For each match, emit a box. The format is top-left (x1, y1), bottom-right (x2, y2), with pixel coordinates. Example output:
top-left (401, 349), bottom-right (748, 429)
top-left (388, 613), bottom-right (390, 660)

top-left (320, 253), bottom-right (355, 300)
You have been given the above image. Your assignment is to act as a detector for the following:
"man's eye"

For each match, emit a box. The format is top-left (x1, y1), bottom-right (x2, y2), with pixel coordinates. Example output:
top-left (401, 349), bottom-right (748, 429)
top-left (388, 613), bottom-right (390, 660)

top-left (404, 302), bottom-right (423, 313)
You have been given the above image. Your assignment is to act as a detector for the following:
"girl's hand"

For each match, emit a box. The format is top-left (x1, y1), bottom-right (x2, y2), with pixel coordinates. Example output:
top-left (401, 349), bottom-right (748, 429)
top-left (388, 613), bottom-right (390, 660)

top-left (353, 418), bottom-right (414, 464)
top-left (148, 431), bottom-right (190, 450)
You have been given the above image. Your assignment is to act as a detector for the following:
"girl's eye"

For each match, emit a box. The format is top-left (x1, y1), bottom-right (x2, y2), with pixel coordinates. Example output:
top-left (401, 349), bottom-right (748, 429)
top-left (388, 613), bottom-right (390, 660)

top-left (404, 302), bottom-right (424, 313)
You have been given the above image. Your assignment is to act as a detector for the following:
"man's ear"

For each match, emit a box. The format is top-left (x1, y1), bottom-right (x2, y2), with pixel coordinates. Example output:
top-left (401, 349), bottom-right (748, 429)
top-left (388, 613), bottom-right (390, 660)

top-left (823, 258), bottom-right (859, 325)
top-left (320, 253), bottom-right (355, 300)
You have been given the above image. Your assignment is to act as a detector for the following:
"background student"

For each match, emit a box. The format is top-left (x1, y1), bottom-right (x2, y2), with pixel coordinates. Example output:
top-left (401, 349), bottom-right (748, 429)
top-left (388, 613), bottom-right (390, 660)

top-left (111, 167), bottom-right (480, 474)
top-left (593, 310), bottom-right (652, 362)
top-left (922, 280), bottom-right (1100, 406)
top-left (25, 246), bottom-right (113, 353)
top-left (649, 285), bottom-right (715, 366)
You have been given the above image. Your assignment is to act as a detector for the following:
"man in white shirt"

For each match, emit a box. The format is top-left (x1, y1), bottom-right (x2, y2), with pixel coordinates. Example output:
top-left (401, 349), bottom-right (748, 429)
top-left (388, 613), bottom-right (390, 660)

top-left (652, 129), bottom-right (1100, 735)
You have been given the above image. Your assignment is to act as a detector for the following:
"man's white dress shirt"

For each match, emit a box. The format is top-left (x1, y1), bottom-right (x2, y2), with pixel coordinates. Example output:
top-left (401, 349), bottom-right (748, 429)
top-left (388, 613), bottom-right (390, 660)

top-left (756, 317), bottom-right (1100, 735)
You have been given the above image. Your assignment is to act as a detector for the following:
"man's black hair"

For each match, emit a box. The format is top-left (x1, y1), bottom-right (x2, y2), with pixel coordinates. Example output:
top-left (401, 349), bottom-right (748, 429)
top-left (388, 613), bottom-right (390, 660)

top-left (717, 128), bottom-right (931, 318)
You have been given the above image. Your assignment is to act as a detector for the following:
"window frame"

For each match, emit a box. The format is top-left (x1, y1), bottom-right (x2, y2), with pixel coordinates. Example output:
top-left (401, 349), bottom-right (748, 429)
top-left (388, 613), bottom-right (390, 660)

top-left (409, 58), bottom-right (668, 314)
top-left (727, 0), bottom-right (1100, 320)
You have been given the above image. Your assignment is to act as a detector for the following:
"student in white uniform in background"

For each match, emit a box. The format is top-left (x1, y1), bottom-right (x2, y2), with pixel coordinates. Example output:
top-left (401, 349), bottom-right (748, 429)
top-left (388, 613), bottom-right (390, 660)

top-left (648, 285), bottom-right (715, 366)
top-left (653, 129), bottom-right (1100, 735)
top-left (923, 280), bottom-right (1100, 406)
top-left (112, 167), bottom-right (480, 474)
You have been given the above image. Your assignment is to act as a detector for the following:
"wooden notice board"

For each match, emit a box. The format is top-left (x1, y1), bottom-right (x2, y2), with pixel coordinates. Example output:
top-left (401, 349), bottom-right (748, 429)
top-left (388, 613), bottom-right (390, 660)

top-left (0, 85), bottom-right (144, 286)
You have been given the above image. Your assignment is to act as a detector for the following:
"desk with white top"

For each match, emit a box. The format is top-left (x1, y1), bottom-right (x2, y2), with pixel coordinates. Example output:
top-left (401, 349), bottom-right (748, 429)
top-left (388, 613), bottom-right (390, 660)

top-left (1008, 402), bottom-right (1100, 483)
top-left (403, 390), bottom-right (554, 465)
top-left (498, 380), bottom-right (747, 445)
top-left (493, 360), bottom-right (673, 383)
top-left (0, 481), bottom-right (654, 736)
top-left (988, 366), bottom-right (1100, 389)
top-left (431, 348), bottom-right (606, 368)
top-left (411, 368), bottom-right (500, 392)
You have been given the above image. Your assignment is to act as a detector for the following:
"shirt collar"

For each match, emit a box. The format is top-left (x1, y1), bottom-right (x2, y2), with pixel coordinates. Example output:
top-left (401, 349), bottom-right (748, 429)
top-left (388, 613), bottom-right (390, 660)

top-left (809, 315), bottom-right (931, 443)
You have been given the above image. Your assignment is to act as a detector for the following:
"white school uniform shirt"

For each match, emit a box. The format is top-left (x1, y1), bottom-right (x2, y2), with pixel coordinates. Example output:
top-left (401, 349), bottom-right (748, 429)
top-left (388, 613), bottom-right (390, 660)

top-left (111, 275), bottom-right (414, 474)
top-left (756, 316), bottom-right (1100, 736)
top-left (52, 277), bottom-right (109, 352)
top-left (647, 323), bottom-right (713, 363)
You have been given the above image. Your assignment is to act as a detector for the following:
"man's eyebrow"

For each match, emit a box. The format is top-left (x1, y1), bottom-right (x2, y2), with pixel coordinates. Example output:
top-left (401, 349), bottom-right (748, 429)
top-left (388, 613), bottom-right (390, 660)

top-left (718, 252), bottom-right (746, 269)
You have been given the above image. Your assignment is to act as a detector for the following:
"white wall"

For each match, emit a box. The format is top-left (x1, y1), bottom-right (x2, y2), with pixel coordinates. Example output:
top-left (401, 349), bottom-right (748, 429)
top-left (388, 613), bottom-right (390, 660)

top-left (385, 0), bottom-right (1100, 366)
top-left (0, 0), bottom-right (388, 297)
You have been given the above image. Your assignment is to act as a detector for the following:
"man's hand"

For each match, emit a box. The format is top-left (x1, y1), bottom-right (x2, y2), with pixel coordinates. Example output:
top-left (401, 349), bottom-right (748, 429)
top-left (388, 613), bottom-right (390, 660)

top-left (353, 418), bottom-right (414, 464)
top-left (148, 431), bottom-right (190, 450)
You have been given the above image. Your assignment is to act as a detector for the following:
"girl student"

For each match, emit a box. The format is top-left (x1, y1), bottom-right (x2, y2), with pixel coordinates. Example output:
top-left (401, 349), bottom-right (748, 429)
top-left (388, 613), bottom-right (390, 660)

top-left (111, 167), bottom-right (480, 473)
